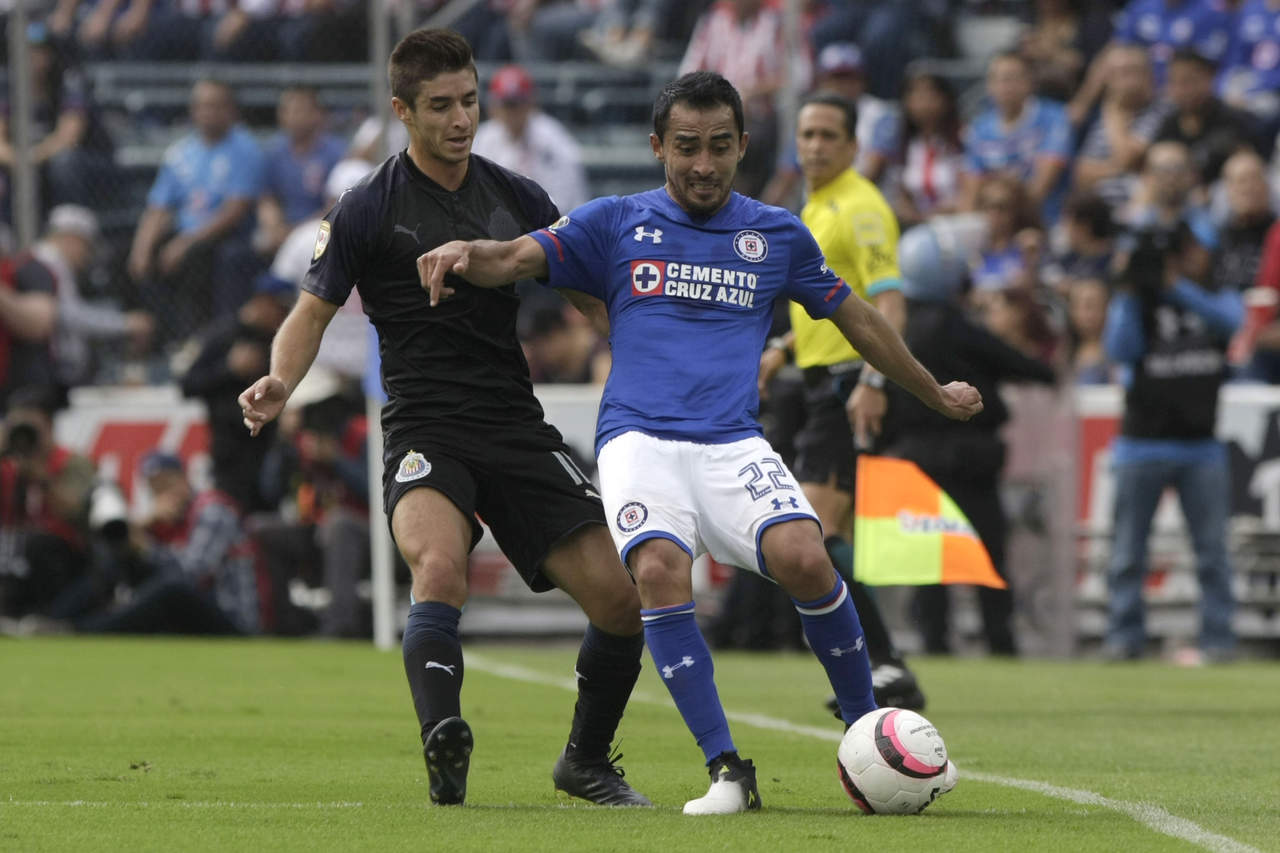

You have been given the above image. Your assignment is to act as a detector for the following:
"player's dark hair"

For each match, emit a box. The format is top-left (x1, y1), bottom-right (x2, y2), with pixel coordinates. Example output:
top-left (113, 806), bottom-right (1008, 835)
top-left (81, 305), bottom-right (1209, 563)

top-left (653, 71), bottom-right (744, 140)
top-left (1169, 48), bottom-right (1218, 75)
top-left (388, 28), bottom-right (476, 106)
top-left (800, 91), bottom-right (858, 139)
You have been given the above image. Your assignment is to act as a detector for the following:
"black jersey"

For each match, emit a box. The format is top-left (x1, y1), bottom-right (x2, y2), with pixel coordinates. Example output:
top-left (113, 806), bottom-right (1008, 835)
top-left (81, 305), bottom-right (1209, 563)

top-left (302, 151), bottom-right (562, 447)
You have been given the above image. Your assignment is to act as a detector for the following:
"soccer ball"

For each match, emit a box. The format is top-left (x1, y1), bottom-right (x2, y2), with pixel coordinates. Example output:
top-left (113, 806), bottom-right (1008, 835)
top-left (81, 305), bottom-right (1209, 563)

top-left (836, 707), bottom-right (956, 814)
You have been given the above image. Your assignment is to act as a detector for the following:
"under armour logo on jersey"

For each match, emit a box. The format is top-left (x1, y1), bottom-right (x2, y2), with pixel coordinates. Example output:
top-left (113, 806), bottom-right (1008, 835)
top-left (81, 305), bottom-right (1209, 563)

top-left (634, 226), bottom-right (663, 243)
top-left (771, 496), bottom-right (799, 511)
top-left (828, 637), bottom-right (865, 657)
top-left (394, 222), bottom-right (422, 245)
top-left (661, 656), bottom-right (695, 678)
top-left (425, 661), bottom-right (457, 675)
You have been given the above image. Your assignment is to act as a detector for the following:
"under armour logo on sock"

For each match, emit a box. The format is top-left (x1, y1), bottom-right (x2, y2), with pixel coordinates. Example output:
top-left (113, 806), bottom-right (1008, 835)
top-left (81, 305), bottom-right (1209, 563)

top-left (425, 661), bottom-right (457, 675)
top-left (828, 637), bottom-right (865, 657)
top-left (661, 656), bottom-right (695, 679)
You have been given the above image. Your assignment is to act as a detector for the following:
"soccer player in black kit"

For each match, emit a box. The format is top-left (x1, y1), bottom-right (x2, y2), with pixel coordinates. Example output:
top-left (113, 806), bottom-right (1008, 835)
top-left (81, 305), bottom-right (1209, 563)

top-left (238, 29), bottom-right (651, 808)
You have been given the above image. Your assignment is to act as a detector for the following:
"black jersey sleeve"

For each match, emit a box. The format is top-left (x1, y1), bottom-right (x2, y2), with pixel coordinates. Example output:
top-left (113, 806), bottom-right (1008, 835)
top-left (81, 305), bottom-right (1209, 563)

top-left (301, 184), bottom-right (380, 307)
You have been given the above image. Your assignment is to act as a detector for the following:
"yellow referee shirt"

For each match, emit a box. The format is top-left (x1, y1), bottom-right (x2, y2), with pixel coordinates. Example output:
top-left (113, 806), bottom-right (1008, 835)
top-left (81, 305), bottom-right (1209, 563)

top-left (791, 168), bottom-right (901, 368)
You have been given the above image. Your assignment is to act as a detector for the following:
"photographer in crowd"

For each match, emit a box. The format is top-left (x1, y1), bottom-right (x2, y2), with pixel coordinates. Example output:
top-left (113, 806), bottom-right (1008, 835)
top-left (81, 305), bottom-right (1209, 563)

top-left (0, 386), bottom-right (97, 621)
top-left (1102, 224), bottom-right (1242, 665)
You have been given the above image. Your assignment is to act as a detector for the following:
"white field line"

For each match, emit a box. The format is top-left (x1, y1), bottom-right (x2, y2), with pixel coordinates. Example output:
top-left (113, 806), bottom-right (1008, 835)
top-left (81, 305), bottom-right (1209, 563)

top-left (3, 799), bottom-right (366, 809)
top-left (466, 654), bottom-right (1263, 853)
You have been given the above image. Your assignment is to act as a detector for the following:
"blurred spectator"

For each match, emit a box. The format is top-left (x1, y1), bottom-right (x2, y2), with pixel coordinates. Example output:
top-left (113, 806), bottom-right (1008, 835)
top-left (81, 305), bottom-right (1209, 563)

top-left (127, 79), bottom-right (266, 348)
top-left (33, 205), bottom-right (154, 388)
top-left (0, 386), bottom-right (97, 621)
top-left (0, 22), bottom-right (115, 215)
top-left (970, 175), bottom-right (1043, 294)
top-left (975, 284), bottom-right (1062, 365)
top-left (255, 386), bottom-right (369, 637)
top-left (1119, 140), bottom-right (1215, 255)
top-left (211, 0), bottom-right (367, 62)
top-left (961, 51), bottom-right (1073, 225)
top-left (679, 0), bottom-right (789, 198)
top-left (472, 65), bottom-right (589, 213)
top-left (103, 0), bottom-right (217, 61)
top-left (510, 0), bottom-right (601, 62)
top-left (1210, 149), bottom-right (1275, 295)
top-left (257, 87), bottom-right (346, 257)
top-left (1018, 0), bottom-right (1114, 102)
top-left (882, 223), bottom-right (1058, 656)
top-left (1102, 223), bottom-right (1242, 663)
top-left (179, 274), bottom-right (294, 514)
top-left (1072, 45), bottom-right (1169, 211)
top-left (1240, 217), bottom-right (1280, 380)
top-left (0, 246), bottom-right (59, 415)
top-left (267, 158), bottom-right (373, 379)
top-left (520, 303), bottom-right (610, 383)
top-left (577, 0), bottom-right (668, 68)
top-left (1066, 276), bottom-right (1115, 382)
top-left (1109, 0), bottom-right (1235, 84)
top-left (1153, 50), bottom-right (1261, 185)
top-left (759, 43), bottom-right (897, 208)
top-left (348, 112), bottom-right (409, 164)
top-left (889, 71), bottom-right (965, 228)
top-left (1218, 0), bottom-right (1280, 144)
top-left (1042, 191), bottom-right (1117, 294)
top-left (76, 451), bottom-right (261, 635)
top-left (809, 0), bottom-right (945, 99)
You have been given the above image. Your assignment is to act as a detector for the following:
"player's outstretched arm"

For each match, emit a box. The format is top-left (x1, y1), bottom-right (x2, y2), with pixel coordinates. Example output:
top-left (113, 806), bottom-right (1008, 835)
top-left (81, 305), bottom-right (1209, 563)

top-left (418, 235), bottom-right (549, 307)
top-left (829, 294), bottom-right (983, 422)
top-left (238, 291), bottom-right (338, 436)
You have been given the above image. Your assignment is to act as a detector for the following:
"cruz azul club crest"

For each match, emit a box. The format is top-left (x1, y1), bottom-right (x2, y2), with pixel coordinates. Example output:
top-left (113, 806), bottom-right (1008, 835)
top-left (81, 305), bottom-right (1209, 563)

top-left (733, 230), bottom-right (768, 263)
top-left (616, 501), bottom-right (649, 533)
top-left (395, 450), bottom-right (432, 483)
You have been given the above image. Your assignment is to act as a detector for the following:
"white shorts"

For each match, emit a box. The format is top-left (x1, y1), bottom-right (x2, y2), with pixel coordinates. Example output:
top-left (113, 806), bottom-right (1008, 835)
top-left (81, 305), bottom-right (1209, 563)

top-left (596, 431), bottom-right (820, 576)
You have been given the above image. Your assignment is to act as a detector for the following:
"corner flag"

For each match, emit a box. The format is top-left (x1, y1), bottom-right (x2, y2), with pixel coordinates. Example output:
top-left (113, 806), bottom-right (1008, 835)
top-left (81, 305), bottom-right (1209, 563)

top-left (853, 455), bottom-right (1006, 589)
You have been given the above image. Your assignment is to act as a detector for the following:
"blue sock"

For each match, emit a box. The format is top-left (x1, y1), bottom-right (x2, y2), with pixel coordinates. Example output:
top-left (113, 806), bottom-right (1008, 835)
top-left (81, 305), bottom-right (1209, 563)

top-left (642, 602), bottom-right (735, 764)
top-left (402, 601), bottom-right (463, 743)
top-left (794, 574), bottom-right (877, 725)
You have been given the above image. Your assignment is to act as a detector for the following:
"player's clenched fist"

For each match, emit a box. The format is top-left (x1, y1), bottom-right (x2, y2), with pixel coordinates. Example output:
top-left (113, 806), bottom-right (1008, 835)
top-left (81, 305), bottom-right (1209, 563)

top-left (237, 375), bottom-right (289, 436)
top-left (417, 241), bottom-right (470, 306)
top-left (933, 381), bottom-right (983, 422)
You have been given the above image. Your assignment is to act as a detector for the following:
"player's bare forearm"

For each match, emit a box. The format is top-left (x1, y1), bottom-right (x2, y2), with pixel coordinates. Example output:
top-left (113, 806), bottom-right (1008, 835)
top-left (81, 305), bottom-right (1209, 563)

top-left (419, 235), bottom-right (548, 306)
top-left (558, 288), bottom-right (610, 336)
top-left (863, 289), bottom-right (907, 380)
top-left (269, 292), bottom-right (337, 395)
top-left (831, 295), bottom-right (943, 410)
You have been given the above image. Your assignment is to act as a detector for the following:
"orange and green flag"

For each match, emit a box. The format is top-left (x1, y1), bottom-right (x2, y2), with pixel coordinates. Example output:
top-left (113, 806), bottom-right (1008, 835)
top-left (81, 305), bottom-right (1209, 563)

top-left (853, 455), bottom-right (1006, 588)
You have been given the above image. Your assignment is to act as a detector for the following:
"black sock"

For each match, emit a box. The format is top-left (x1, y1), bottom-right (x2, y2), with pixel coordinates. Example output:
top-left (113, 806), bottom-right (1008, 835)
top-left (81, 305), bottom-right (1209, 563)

top-left (825, 535), bottom-right (896, 663)
top-left (402, 601), bottom-right (464, 744)
top-left (566, 624), bottom-right (644, 759)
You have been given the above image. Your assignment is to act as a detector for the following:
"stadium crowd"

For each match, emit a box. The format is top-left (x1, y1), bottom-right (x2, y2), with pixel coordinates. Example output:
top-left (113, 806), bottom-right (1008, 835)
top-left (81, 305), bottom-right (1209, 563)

top-left (1, 0), bottom-right (1277, 652)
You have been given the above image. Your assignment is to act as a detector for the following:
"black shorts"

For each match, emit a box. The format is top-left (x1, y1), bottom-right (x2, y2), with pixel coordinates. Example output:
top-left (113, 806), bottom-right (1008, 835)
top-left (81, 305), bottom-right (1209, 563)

top-left (791, 363), bottom-right (862, 494)
top-left (382, 430), bottom-right (606, 593)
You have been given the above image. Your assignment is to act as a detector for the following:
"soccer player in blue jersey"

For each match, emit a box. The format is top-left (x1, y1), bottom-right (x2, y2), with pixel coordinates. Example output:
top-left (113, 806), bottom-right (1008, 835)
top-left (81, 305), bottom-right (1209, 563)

top-left (419, 72), bottom-right (979, 814)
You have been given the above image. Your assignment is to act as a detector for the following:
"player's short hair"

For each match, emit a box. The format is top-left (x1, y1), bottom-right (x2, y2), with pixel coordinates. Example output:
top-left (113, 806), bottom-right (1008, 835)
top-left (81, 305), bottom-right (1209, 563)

top-left (799, 91), bottom-right (858, 140)
top-left (1169, 48), bottom-right (1217, 75)
top-left (652, 71), bottom-right (744, 141)
top-left (388, 28), bottom-right (476, 106)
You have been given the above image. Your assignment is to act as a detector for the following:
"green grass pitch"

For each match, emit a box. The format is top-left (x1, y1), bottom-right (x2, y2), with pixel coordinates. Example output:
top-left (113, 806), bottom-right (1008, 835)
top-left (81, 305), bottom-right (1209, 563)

top-left (1, 637), bottom-right (1276, 852)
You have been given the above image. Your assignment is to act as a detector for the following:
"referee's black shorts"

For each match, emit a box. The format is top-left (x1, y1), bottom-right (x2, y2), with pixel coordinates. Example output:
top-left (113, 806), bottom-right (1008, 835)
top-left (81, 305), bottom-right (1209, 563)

top-left (382, 429), bottom-right (605, 593)
top-left (791, 361), bottom-right (863, 495)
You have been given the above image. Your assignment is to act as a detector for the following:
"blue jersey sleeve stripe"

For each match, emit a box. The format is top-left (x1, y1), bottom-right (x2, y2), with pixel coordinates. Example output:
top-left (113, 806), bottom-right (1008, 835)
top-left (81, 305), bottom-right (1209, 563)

top-left (824, 278), bottom-right (851, 302)
top-left (536, 228), bottom-right (565, 262)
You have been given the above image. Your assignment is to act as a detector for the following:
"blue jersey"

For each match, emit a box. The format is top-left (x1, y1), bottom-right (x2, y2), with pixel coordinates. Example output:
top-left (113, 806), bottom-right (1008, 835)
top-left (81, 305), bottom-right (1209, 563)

top-left (963, 97), bottom-right (1073, 223)
top-left (1221, 0), bottom-right (1280, 104)
top-left (528, 189), bottom-right (851, 453)
top-left (147, 125), bottom-right (265, 235)
top-left (1113, 0), bottom-right (1236, 81)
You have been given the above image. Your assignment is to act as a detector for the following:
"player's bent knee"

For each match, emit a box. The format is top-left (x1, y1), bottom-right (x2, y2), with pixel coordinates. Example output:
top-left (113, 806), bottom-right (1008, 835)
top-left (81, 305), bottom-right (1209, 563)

top-left (408, 551), bottom-right (469, 606)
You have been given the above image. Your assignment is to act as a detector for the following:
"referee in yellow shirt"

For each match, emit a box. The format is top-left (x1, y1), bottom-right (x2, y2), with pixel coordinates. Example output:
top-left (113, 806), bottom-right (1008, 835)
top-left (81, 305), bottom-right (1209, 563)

top-left (759, 91), bottom-right (923, 711)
